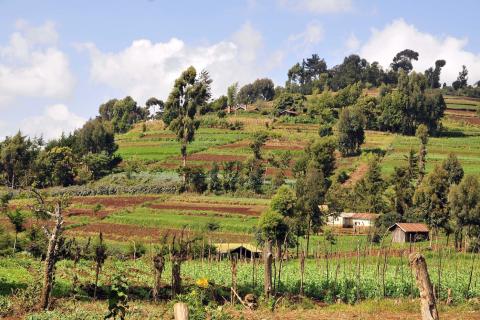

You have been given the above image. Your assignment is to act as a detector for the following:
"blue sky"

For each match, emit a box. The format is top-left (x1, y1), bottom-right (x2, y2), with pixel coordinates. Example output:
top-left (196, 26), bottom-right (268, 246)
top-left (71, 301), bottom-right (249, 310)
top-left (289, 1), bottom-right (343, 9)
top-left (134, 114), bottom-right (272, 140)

top-left (1, 0), bottom-right (480, 140)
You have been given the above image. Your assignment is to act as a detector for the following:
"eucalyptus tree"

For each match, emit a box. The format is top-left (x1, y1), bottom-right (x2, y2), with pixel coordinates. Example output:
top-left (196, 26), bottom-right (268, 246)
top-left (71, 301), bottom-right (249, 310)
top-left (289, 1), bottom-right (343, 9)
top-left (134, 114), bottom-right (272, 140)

top-left (163, 67), bottom-right (212, 167)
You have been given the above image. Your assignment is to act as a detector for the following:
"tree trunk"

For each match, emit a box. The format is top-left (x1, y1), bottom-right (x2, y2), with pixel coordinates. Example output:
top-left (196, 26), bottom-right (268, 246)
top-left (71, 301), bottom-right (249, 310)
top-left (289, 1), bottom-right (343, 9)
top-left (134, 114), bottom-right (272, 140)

top-left (263, 240), bottom-right (273, 298)
top-left (40, 206), bottom-right (64, 310)
top-left (171, 258), bottom-right (182, 298)
top-left (13, 232), bottom-right (17, 253)
top-left (173, 302), bottom-right (189, 320)
top-left (299, 250), bottom-right (305, 296)
top-left (153, 254), bottom-right (165, 302)
top-left (409, 253), bottom-right (439, 320)
top-left (94, 262), bottom-right (100, 300)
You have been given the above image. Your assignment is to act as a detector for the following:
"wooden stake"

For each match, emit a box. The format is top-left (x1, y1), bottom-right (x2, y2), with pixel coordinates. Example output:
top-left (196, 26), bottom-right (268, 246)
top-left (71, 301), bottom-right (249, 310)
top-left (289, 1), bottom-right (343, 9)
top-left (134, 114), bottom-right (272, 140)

top-left (173, 302), bottom-right (189, 320)
top-left (409, 253), bottom-right (440, 320)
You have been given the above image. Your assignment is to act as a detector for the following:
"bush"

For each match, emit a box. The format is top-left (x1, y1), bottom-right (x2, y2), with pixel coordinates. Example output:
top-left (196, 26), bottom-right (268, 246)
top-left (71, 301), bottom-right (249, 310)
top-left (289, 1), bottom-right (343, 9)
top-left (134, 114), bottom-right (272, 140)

top-left (0, 295), bottom-right (12, 317)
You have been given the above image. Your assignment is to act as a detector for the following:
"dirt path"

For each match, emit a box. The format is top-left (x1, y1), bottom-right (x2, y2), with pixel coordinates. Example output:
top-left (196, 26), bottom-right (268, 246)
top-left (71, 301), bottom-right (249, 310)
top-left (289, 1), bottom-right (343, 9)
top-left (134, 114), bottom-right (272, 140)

top-left (342, 163), bottom-right (368, 187)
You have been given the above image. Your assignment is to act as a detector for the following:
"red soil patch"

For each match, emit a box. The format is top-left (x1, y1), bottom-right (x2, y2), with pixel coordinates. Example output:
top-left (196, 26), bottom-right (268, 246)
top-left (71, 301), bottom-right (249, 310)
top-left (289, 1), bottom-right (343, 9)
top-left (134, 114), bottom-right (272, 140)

top-left (342, 163), bottom-right (368, 187)
top-left (71, 196), bottom-right (158, 208)
top-left (179, 154), bottom-right (247, 162)
top-left (69, 222), bottom-right (251, 242)
top-left (218, 140), bottom-right (305, 151)
top-left (66, 208), bottom-right (112, 219)
top-left (446, 110), bottom-right (480, 125)
top-left (265, 167), bottom-right (293, 178)
top-left (149, 202), bottom-right (266, 216)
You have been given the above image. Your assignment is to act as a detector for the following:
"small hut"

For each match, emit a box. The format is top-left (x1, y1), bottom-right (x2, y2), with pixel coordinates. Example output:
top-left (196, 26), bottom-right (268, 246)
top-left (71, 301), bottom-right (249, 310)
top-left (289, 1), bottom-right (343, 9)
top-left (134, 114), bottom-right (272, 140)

top-left (388, 223), bottom-right (430, 243)
top-left (215, 243), bottom-right (261, 259)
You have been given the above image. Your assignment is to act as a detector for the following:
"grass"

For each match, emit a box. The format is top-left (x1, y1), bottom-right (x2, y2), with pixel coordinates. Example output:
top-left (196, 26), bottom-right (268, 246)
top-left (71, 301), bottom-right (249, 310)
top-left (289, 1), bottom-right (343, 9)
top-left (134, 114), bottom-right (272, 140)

top-left (103, 207), bottom-right (258, 234)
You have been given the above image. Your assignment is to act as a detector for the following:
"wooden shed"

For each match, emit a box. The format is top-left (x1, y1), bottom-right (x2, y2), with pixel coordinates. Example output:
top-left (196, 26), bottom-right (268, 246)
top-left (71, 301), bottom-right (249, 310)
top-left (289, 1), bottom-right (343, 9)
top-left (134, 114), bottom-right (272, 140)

top-left (388, 223), bottom-right (430, 243)
top-left (215, 243), bottom-right (261, 259)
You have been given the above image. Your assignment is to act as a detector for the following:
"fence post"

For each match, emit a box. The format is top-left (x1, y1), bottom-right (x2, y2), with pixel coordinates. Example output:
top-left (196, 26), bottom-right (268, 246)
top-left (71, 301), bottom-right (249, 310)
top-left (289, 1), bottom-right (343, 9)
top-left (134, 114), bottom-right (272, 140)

top-left (409, 253), bottom-right (439, 320)
top-left (174, 302), bottom-right (189, 320)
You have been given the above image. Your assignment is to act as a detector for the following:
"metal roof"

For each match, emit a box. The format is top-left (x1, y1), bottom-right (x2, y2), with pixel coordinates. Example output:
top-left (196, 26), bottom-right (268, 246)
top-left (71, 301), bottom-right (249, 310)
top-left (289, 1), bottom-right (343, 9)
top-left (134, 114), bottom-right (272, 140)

top-left (350, 213), bottom-right (379, 220)
top-left (388, 223), bottom-right (430, 233)
top-left (214, 243), bottom-right (261, 254)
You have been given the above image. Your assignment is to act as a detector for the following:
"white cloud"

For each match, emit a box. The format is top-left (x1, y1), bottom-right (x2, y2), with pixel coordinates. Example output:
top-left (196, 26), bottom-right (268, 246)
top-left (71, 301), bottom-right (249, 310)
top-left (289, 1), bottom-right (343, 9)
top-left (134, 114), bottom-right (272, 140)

top-left (279, 0), bottom-right (353, 14)
top-left (288, 21), bottom-right (324, 50)
top-left (359, 19), bottom-right (480, 84)
top-left (22, 104), bottom-right (85, 140)
top-left (0, 20), bottom-right (74, 106)
top-left (81, 22), bottom-right (269, 102)
top-left (345, 33), bottom-right (360, 52)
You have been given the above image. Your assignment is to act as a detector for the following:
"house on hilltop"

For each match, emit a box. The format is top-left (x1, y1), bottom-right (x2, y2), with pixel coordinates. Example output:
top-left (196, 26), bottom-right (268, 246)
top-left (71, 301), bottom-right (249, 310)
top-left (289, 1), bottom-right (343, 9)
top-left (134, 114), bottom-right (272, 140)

top-left (388, 223), bottom-right (430, 243)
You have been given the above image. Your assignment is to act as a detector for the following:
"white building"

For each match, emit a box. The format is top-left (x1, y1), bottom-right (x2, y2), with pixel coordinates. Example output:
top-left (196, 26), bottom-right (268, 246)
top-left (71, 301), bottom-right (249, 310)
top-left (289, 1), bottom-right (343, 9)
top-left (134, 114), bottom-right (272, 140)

top-left (327, 212), bottom-right (378, 228)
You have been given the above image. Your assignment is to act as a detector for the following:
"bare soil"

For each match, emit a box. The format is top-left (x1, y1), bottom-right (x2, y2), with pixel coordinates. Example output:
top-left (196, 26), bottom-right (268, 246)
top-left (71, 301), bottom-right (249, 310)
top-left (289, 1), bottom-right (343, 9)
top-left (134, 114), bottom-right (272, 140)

top-left (149, 202), bottom-right (266, 216)
top-left (342, 163), bottom-right (368, 187)
top-left (69, 222), bottom-right (251, 242)
top-left (71, 196), bottom-right (158, 208)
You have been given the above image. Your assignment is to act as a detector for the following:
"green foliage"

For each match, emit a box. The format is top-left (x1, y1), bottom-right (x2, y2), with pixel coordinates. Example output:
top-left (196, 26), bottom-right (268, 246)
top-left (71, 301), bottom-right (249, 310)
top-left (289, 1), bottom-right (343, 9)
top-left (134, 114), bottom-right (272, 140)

top-left (337, 107), bottom-right (365, 156)
top-left (35, 147), bottom-right (77, 187)
top-left (390, 49), bottom-right (419, 73)
top-left (179, 167), bottom-right (207, 193)
top-left (353, 157), bottom-right (387, 214)
top-left (378, 71), bottom-right (446, 135)
top-left (99, 96), bottom-right (148, 133)
top-left (273, 92), bottom-right (305, 116)
top-left (441, 153), bottom-right (464, 185)
top-left (243, 158), bottom-right (265, 194)
top-left (237, 78), bottom-right (275, 104)
top-left (258, 209), bottom-right (289, 242)
top-left (227, 82), bottom-right (238, 107)
top-left (448, 175), bottom-right (480, 239)
top-left (425, 59), bottom-right (446, 89)
top-left (163, 67), bottom-right (211, 164)
top-left (452, 65), bottom-right (468, 90)
top-left (0, 131), bottom-right (40, 188)
top-left (270, 185), bottom-right (296, 217)
top-left (207, 163), bottom-right (221, 193)
top-left (105, 274), bottom-right (129, 320)
top-left (249, 131), bottom-right (268, 160)
top-left (414, 164), bottom-right (451, 232)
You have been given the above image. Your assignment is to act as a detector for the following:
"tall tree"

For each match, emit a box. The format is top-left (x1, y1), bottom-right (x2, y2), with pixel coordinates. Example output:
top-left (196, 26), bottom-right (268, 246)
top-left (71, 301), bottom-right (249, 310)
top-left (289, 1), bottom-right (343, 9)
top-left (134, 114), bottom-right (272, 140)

top-left (353, 157), bottom-right (386, 213)
top-left (227, 82), bottom-right (238, 107)
top-left (146, 97), bottom-right (164, 119)
top-left (258, 209), bottom-right (289, 297)
top-left (416, 124), bottom-right (429, 185)
top-left (452, 65), bottom-right (468, 90)
top-left (425, 59), bottom-right (446, 88)
top-left (163, 67), bottom-right (211, 167)
top-left (99, 96), bottom-right (148, 133)
top-left (413, 165), bottom-right (451, 239)
top-left (0, 132), bottom-right (40, 188)
top-left (448, 175), bottom-right (480, 250)
top-left (337, 107), bottom-right (365, 156)
top-left (441, 153), bottom-right (464, 185)
top-left (6, 209), bottom-right (25, 252)
top-left (391, 49), bottom-right (419, 73)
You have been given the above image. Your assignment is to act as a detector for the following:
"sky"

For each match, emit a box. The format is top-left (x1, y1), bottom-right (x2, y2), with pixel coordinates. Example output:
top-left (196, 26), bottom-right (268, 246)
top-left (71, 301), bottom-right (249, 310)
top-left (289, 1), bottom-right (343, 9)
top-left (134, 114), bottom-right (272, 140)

top-left (1, 0), bottom-right (480, 140)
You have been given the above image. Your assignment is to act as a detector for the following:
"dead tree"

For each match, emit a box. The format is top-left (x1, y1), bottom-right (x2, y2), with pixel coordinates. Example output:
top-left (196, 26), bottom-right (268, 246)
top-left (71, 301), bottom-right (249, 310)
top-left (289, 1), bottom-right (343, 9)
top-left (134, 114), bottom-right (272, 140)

top-left (31, 190), bottom-right (69, 310)
top-left (409, 253), bottom-right (439, 320)
top-left (264, 240), bottom-right (273, 298)
top-left (153, 235), bottom-right (167, 302)
top-left (93, 232), bottom-right (107, 300)
top-left (170, 230), bottom-right (198, 298)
